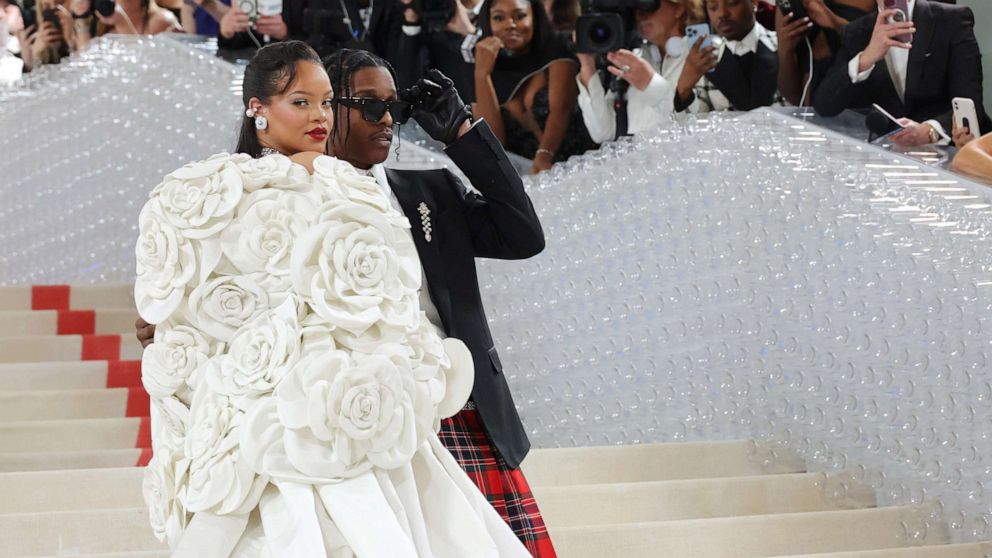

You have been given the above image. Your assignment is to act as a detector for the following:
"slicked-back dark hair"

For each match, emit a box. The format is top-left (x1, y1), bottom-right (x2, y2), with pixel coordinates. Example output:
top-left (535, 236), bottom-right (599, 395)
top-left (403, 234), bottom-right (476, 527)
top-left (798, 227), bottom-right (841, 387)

top-left (235, 40), bottom-right (323, 158)
top-left (477, 0), bottom-right (554, 52)
top-left (322, 49), bottom-right (400, 161)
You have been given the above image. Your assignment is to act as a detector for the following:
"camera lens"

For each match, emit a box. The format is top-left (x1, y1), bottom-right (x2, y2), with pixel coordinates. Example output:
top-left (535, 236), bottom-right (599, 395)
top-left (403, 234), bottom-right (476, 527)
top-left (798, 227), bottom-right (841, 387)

top-left (892, 10), bottom-right (906, 22)
top-left (588, 22), bottom-right (613, 46)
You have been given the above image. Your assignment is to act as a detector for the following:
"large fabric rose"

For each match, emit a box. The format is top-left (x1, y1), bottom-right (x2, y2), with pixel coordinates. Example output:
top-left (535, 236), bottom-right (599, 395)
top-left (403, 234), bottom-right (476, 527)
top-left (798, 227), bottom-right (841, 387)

top-left (151, 396), bottom-right (191, 457)
top-left (220, 190), bottom-right (318, 287)
top-left (205, 300), bottom-right (302, 407)
top-left (290, 200), bottom-right (421, 349)
top-left (135, 202), bottom-right (198, 324)
top-left (143, 453), bottom-right (188, 547)
top-left (231, 153), bottom-right (312, 193)
top-left (244, 350), bottom-right (419, 480)
top-left (187, 274), bottom-right (274, 343)
top-left (183, 388), bottom-right (266, 515)
top-left (312, 155), bottom-right (386, 211)
top-left (150, 155), bottom-right (243, 240)
top-left (142, 324), bottom-right (215, 401)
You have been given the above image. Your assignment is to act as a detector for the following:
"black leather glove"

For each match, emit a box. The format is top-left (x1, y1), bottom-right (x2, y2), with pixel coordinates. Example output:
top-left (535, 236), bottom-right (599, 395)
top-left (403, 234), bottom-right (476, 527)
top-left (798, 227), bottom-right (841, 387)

top-left (400, 68), bottom-right (473, 146)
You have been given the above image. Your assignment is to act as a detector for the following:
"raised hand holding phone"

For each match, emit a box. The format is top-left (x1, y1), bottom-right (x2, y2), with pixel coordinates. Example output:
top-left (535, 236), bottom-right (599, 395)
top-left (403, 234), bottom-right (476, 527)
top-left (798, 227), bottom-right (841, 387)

top-left (953, 97), bottom-right (981, 139)
top-left (859, 8), bottom-right (915, 72)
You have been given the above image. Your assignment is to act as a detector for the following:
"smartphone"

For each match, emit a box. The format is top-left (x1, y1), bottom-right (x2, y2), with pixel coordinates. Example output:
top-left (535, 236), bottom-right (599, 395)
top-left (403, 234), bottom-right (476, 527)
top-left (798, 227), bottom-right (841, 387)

top-left (872, 103), bottom-right (907, 129)
top-left (777, 0), bottom-right (808, 21)
top-left (237, 0), bottom-right (258, 21)
top-left (953, 97), bottom-right (981, 137)
top-left (257, 0), bottom-right (282, 16)
top-left (685, 23), bottom-right (712, 49)
top-left (883, 0), bottom-right (912, 43)
top-left (41, 7), bottom-right (62, 34)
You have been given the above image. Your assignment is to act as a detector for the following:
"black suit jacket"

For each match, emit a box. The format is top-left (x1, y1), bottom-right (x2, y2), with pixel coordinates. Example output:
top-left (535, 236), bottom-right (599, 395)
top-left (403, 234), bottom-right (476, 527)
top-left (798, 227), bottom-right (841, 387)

top-left (385, 121), bottom-right (544, 469)
top-left (814, 0), bottom-right (990, 133)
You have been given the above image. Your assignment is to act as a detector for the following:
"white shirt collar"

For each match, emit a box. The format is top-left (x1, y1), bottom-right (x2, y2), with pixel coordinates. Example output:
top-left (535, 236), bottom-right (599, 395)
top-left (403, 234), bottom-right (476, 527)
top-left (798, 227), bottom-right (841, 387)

top-left (723, 22), bottom-right (760, 56)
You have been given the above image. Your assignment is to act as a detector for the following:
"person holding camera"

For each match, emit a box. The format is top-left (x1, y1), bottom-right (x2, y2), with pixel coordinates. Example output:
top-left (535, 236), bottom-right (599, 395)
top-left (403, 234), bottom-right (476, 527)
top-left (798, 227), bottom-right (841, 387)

top-left (813, 0), bottom-right (990, 147)
top-left (576, 0), bottom-right (703, 143)
top-left (674, 0), bottom-right (783, 113)
top-left (385, 0), bottom-right (478, 101)
top-left (472, 0), bottom-right (596, 173)
top-left (215, 0), bottom-right (371, 56)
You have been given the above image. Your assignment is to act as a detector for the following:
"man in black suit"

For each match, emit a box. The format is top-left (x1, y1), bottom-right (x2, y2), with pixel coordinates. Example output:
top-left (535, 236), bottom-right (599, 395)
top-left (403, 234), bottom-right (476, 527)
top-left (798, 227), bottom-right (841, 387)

top-left (814, 0), bottom-right (990, 147)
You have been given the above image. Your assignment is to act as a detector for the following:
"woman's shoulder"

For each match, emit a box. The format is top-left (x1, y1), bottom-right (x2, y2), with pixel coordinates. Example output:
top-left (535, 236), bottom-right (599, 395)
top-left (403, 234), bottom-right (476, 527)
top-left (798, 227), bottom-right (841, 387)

top-left (148, 6), bottom-right (181, 33)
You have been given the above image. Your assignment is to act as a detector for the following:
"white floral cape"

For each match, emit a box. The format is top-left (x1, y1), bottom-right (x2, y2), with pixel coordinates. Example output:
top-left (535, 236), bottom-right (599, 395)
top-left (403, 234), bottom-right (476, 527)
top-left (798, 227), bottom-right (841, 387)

top-left (135, 153), bottom-right (528, 558)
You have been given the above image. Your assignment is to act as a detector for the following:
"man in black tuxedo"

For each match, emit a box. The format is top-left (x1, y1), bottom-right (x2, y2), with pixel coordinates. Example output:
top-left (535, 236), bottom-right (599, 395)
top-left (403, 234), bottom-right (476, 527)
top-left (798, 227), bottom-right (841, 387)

top-left (814, 0), bottom-right (990, 147)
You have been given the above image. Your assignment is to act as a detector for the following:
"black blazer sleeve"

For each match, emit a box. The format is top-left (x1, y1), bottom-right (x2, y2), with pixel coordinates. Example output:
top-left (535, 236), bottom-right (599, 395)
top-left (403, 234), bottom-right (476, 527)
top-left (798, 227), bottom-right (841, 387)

top-left (442, 120), bottom-right (546, 260)
top-left (814, 16), bottom-right (872, 118)
top-left (936, 7), bottom-right (988, 132)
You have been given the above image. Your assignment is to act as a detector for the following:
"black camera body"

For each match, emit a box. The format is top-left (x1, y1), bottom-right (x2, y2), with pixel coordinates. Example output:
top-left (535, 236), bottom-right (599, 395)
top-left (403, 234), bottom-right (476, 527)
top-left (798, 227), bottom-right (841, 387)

top-left (414, 0), bottom-right (457, 32)
top-left (574, 0), bottom-right (658, 53)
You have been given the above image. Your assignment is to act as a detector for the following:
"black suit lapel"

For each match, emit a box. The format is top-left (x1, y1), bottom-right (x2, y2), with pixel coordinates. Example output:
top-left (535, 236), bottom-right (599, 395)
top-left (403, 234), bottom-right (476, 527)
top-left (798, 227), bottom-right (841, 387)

top-left (871, 57), bottom-right (907, 114)
top-left (905, 0), bottom-right (935, 111)
top-left (385, 169), bottom-right (454, 330)
top-left (707, 34), bottom-right (779, 111)
top-left (707, 49), bottom-right (750, 110)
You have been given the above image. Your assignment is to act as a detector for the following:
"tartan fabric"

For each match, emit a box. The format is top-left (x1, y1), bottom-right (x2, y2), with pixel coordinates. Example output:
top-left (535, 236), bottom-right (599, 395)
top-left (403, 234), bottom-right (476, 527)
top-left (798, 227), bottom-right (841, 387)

top-left (439, 409), bottom-right (557, 558)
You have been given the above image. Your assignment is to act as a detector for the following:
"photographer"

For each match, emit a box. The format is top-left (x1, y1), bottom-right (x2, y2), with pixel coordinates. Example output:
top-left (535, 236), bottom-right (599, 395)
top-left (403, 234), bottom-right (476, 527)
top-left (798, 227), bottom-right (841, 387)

top-left (216, 0), bottom-right (370, 56)
top-left (576, 0), bottom-right (702, 143)
top-left (674, 0), bottom-right (783, 113)
top-left (814, 0), bottom-right (990, 147)
top-left (387, 0), bottom-right (477, 101)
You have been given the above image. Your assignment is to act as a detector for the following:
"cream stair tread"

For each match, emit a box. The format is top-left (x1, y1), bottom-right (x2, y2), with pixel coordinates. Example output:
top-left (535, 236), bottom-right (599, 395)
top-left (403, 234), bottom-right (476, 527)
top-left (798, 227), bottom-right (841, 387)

top-left (0, 467), bottom-right (144, 513)
top-left (0, 361), bottom-right (116, 391)
top-left (33, 553), bottom-right (169, 558)
top-left (0, 334), bottom-right (142, 363)
top-left (521, 441), bottom-right (805, 486)
top-left (534, 473), bottom-right (875, 527)
top-left (0, 417), bottom-right (144, 452)
top-left (548, 506), bottom-right (946, 558)
top-left (0, 389), bottom-right (137, 422)
top-left (0, 309), bottom-right (138, 337)
top-left (774, 542), bottom-right (992, 558)
top-left (0, 448), bottom-right (145, 472)
top-left (0, 507), bottom-right (165, 557)
top-left (0, 285), bottom-right (134, 311)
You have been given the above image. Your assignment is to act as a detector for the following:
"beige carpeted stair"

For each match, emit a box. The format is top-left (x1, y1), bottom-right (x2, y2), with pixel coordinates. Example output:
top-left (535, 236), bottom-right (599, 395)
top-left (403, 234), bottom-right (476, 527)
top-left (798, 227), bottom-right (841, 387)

top-left (0, 285), bottom-right (988, 558)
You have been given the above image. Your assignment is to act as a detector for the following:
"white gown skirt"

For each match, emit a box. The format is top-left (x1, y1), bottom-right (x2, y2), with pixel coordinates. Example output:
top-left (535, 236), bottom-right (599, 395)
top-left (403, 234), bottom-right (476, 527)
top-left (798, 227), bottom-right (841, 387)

top-left (171, 435), bottom-right (532, 558)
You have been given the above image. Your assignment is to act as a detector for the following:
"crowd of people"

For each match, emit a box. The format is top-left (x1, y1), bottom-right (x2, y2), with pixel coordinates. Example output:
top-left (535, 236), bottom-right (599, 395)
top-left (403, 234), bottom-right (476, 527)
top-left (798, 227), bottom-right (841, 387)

top-left (1, 0), bottom-right (988, 175)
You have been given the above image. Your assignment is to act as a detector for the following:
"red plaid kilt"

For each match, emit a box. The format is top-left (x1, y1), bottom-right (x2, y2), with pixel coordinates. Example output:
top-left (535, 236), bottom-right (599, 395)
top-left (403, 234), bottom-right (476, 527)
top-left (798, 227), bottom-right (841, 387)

top-left (438, 408), bottom-right (557, 558)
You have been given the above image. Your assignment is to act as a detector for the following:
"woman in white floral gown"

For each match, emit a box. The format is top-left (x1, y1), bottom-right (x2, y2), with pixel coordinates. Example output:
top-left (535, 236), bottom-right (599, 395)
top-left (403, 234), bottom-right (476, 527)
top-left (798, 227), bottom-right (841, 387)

top-left (134, 40), bottom-right (532, 558)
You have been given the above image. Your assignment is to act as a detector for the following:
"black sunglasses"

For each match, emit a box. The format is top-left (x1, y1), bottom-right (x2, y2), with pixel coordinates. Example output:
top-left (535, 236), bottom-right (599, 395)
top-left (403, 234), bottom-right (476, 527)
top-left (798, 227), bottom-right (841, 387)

top-left (333, 97), bottom-right (414, 124)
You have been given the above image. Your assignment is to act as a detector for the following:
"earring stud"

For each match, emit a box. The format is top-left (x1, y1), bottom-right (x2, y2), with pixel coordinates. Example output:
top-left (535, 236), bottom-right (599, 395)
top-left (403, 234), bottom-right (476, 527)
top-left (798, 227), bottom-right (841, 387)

top-left (255, 116), bottom-right (268, 130)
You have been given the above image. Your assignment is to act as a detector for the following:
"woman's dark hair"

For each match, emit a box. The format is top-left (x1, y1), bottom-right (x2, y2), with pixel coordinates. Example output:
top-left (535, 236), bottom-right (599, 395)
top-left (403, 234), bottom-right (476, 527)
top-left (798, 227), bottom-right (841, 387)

top-left (322, 49), bottom-right (399, 161)
top-left (235, 40), bottom-right (323, 157)
top-left (477, 0), bottom-right (554, 52)
top-left (548, 0), bottom-right (580, 31)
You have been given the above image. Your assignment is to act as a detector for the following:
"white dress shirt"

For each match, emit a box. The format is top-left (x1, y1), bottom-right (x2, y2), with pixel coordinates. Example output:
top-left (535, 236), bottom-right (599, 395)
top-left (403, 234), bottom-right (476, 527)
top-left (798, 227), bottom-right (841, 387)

top-left (684, 22), bottom-right (783, 113)
top-left (846, 0), bottom-right (949, 143)
top-left (369, 164), bottom-right (447, 334)
top-left (576, 40), bottom-right (689, 143)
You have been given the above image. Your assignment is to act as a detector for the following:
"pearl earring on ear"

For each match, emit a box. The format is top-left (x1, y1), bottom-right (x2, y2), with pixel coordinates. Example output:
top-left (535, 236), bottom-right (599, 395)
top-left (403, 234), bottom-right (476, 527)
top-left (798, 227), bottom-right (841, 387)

top-left (246, 107), bottom-right (268, 130)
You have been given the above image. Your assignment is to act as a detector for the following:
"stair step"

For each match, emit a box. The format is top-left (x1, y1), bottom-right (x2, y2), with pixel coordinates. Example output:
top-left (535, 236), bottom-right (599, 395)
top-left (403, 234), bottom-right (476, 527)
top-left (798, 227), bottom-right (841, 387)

top-left (776, 542), bottom-right (992, 557)
top-left (0, 309), bottom-right (138, 337)
top-left (549, 506), bottom-right (947, 558)
top-left (0, 417), bottom-right (148, 452)
top-left (0, 335), bottom-right (143, 363)
top-left (0, 285), bottom-right (134, 312)
top-left (534, 473), bottom-right (876, 527)
top-left (0, 448), bottom-right (149, 473)
top-left (0, 508), bottom-right (166, 557)
top-left (0, 361), bottom-right (143, 391)
top-left (0, 467), bottom-right (144, 514)
top-left (0, 388), bottom-right (149, 422)
top-left (34, 553), bottom-right (169, 558)
top-left (521, 441), bottom-right (806, 486)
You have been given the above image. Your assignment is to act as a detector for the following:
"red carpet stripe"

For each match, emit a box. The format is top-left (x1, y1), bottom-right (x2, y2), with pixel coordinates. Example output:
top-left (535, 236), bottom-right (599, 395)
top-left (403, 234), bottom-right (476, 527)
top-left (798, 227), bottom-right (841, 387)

top-left (82, 335), bottom-right (121, 361)
top-left (135, 416), bottom-right (152, 450)
top-left (136, 447), bottom-right (153, 467)
top-left (106, 361), bottom-right (143, 388)
top-left (126, 388), bottom-right (151, 417)
top-left (57, 310), bottom-right (96, 335)
top-left (31, 285), bottom-right (70, 310)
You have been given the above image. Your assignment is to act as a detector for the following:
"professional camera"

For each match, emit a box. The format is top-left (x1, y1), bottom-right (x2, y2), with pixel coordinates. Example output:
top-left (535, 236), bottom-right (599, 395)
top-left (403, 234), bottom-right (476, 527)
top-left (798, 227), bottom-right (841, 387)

top-left (413, 0), bottom-right (457, 32)
top-left (574, 0), bottom-right (659, 54)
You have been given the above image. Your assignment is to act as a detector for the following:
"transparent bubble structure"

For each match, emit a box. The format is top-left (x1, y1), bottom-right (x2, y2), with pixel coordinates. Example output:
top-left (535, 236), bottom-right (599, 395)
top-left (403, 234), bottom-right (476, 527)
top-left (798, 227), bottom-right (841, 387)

top-left (3, 37), bottom-right (991, 544)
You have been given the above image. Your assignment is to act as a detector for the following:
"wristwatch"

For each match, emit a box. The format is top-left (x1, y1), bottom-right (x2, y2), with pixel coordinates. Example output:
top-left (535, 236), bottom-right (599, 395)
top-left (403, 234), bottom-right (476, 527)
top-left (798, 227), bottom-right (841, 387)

top-left (927, 125), bottom-right (940, 144)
